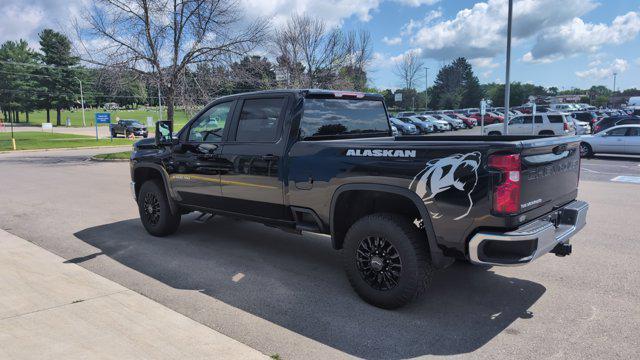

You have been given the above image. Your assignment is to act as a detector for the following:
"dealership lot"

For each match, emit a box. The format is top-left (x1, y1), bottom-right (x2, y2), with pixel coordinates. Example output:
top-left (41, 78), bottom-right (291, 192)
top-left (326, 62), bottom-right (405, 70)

top-left (1, 147), bottom-right (639, 359)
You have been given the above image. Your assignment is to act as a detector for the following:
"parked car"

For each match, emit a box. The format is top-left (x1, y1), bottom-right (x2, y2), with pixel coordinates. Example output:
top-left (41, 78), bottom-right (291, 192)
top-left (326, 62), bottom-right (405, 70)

top-left (131, 88), bottom-right (588, 309)
top-left (110, 119), bottom-right (148, 138)
top-left (432, 114), bottom-right (464, 130)
top-left (571, 117), bottom-right (590, 135)
top-left (452, 113), bottom-right (477, 128)
top-left (391, 125), bottom-right (399, 136)
top-left (468, 112), bottom-right (503, 125)
top-left (396, 111), bottom-right (416, 118)
top-left (571, 111), bottom-right (599, 131)
top-left (417, 115), bottom-right (450, 132)
top-left (483, 112), bottom-right (574, 136)
top-left (399, 117), bottom-right (433, 134)
top-left (390, 117), bottom-right (419, 135)
top-left (579, 125), bottom-right (640, 157)
top-left (593, 116), bottom-right (640, 134)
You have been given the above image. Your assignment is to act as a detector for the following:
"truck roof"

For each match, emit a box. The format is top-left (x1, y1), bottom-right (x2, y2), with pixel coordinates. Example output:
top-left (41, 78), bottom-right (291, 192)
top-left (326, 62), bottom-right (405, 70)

top-left (212, 89), bottom-right (384, 102)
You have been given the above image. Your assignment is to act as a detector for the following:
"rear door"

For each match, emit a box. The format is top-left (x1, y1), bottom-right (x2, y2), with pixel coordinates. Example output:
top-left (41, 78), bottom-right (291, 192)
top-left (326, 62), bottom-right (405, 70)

top-left (624, 127), bottom-right (640, 154)
top-left (218, 95), bottom-right (290, 219)
top-left (519, 139), bottom-right (581, 214)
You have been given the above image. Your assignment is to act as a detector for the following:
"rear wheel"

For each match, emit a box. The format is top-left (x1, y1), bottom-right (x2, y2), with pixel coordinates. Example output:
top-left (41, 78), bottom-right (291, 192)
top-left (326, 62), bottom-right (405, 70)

top-left (342, 213), bottom-right (433, 309)
top-left (579, 142), bottom-right (594, 157)
top-left (138, 180), bottom-right (181, 236)
top-left (488, 131), bottom-right (501, 136)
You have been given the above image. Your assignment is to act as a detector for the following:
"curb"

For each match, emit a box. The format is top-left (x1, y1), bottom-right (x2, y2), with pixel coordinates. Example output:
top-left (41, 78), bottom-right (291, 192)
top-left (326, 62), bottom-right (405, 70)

top-left (0, 145), bottom-right (132, 154)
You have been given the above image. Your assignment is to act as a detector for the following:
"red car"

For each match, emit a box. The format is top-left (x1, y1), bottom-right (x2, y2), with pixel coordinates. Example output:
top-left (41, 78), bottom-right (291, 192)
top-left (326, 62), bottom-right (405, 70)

top-left (452, 113), bottom-right (477, 128)
top-left (468, 112), bottom-right (503, 125)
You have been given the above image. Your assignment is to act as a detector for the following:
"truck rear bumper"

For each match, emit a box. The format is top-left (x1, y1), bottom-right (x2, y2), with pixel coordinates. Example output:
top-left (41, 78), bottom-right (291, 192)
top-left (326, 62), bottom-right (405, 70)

top-left (468, 200), bottom-right (588, 266)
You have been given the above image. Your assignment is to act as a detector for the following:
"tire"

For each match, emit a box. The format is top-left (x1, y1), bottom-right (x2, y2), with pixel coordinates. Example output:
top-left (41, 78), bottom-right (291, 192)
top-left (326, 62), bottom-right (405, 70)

top-left (137, 179), bottom-right (181, 236)
top-left (111, 129), bottom-right (117, 138)
top-left (488, 131), bottom-right (501, 136)
top-left (579, 142), bottom-right (594, 158)
top-left (342, 213), bottom-right (434, 309)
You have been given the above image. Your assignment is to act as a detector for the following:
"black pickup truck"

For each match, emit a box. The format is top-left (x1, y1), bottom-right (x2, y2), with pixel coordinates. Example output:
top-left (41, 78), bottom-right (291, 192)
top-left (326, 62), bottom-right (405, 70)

top-left (110, 119), bottom-right (148, 138)
top-left (130, 89), bottom-right (588, 309)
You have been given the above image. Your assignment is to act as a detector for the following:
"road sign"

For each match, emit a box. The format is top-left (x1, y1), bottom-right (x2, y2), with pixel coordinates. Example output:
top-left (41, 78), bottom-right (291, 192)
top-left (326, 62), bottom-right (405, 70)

top-left (480, 100), bottom-right (487, 115)
top-left (95, 113), bottom-right (111, 124)
top-left (94, 113), bottom-right (111, 140)
top-left (41, 123), bottom-right (53, 132)
top-left (394, 93), bottom-right (402, 102)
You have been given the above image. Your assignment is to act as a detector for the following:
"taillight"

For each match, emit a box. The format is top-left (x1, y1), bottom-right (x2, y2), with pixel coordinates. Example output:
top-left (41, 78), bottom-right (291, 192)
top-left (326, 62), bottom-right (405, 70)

top-left (564, 122), bottom-right (569, 131)
top-left (489, 154), bottom-right (521, 215)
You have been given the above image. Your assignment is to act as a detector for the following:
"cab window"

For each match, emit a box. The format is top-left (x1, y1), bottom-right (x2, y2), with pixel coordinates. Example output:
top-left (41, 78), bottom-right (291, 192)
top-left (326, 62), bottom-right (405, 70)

top-left (235, 98), bottom-right (284, 142)
top-left (188, 102), bottom-right (232, 143)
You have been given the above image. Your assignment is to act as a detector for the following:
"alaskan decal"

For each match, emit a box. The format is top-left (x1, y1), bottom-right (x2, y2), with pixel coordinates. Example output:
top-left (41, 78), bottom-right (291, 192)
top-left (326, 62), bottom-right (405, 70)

top-left (409, 152), bottom-right (481, 220)
top-left (346, 149), bottom-right (416, 158)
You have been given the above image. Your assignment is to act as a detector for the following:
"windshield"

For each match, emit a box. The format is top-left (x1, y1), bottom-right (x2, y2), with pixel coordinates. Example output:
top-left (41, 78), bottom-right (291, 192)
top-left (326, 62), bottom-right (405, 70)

top-left (300, 98), bottom-right (390, 140)
top-left (122, 120), bottom-right (142, 126)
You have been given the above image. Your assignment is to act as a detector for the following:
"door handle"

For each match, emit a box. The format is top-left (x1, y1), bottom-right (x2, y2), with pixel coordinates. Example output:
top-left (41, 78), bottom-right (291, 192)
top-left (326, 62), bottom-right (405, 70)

top-left (261, 154), bottom-right (278, 161)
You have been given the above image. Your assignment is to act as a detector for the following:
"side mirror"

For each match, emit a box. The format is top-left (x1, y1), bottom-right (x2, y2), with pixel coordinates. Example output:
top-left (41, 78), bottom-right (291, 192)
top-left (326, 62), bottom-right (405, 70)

top-left (155, 121), bottom-right (175, 146)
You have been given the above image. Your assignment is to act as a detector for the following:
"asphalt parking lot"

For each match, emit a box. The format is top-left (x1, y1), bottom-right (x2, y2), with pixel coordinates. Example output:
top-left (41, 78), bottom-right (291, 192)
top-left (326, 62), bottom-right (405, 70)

top-left (1, 146), bottom-right (639, 359)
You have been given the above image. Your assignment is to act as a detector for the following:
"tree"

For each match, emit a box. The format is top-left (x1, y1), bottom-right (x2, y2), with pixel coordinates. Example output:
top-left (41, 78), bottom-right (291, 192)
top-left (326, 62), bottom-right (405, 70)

top-left (0, 40), bottom-right (40, 123)
top-left (393, 51), bottom-right (423, 90)
top-left (273, 14), bottom-right (371, 90)
top-left (39, 29), bottom-right (80, 125)
top-left (80, 0), bottom-right (268, 124)
top-left (230, 56), bottom-right (276, 92)
top-left (429, 57), bottom-right (482, 110)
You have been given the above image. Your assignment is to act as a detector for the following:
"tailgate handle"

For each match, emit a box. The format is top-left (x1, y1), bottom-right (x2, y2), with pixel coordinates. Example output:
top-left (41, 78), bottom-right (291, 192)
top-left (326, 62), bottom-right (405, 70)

top-left (522, 150), bottom-right (570, 165)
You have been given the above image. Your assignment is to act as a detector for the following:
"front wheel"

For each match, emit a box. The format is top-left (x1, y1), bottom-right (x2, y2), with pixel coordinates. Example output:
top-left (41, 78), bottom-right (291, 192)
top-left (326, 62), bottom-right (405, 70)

top-left (342, 213), bottom-right (434, 309)
top-left (138, 180), bottom-right (181, 236)
top-left (579, 142), bottom-right (594, 158)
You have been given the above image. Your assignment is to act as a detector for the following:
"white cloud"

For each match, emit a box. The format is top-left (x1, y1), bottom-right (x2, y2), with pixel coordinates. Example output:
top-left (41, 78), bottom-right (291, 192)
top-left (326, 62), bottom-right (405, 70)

top-left (525, 11), bottom-right (640, 62)
top-left (401, 9), bottom-right (442, 36)
top-left (382, 36), bottom-right (402, 45)
top-left (575, 59), bottom-right (629, 80)
top-left (482, 70), bottom-right (493, 78)
top-left (410, 0), bottom-right (598, 60)
top-left (636, 58), bottom-right (640, 67)
top-left (392, 0), bottom-right (440, 7)
top-left (470, 57), bottom-right (499, 68)
top-left (241, 0), bottom-right (381, 27)
top-left (389, 48), bottom-right (423, 65)
top-left (0, 0), bottom-right (87, 49)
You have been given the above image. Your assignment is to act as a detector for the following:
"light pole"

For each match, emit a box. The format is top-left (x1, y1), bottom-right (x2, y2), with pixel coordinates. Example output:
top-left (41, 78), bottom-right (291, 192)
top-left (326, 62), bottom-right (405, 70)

top-left (425, 67), bottom-right (429, 111)
top-left (613, 72), bottom-right (617, 93)
top-left (503, 0), bottom-right (513, 135)
top-left (74, 77), bottom-right (86, 127)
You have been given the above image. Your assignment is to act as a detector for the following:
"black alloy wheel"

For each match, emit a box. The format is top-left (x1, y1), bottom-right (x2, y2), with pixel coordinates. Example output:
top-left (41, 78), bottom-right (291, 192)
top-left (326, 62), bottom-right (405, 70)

top-left (356, 236), bottom-right (402, 291)
top-left (143, 192), bottom-right (161, 226)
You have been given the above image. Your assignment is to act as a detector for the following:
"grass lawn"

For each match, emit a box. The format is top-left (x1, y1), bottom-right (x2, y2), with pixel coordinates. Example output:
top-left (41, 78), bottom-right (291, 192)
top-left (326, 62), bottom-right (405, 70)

top-left (0, 131), bottom-right (135, 151)
top-left (9, 107), bottom-right (196, 130)
top-left (93, 151), bottom-right (132, 160)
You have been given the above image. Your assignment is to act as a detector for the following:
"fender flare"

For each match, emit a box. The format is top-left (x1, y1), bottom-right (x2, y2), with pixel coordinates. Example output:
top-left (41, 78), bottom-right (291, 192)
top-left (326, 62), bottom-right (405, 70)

top-left (132, 163), bottom-right (179, 214)
top-left (329, 183), bottom-right (451, 268)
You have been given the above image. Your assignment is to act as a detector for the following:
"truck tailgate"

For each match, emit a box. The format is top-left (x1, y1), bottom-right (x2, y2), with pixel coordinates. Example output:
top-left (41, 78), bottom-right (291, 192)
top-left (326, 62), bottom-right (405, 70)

top-left (519, 138), bottom-right (581, 214)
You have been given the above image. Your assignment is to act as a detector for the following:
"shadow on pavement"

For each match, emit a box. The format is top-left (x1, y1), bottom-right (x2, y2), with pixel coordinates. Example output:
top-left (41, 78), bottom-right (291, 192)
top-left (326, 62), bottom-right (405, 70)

top-left (73, 215), bottom-right (545, 359)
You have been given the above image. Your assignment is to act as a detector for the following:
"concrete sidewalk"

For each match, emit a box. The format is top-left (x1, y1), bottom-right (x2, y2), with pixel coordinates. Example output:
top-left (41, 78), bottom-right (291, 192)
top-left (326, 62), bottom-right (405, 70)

top-left (0, 229), bottom-right (267, 360)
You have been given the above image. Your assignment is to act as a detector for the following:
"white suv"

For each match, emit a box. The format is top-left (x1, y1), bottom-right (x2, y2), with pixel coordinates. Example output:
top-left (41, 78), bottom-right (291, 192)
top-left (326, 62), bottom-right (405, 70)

top-left (483, 112), bottom-right (574, 136)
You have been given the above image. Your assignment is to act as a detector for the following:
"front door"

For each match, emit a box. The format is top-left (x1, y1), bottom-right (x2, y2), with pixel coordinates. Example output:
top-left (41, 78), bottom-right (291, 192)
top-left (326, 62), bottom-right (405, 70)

top-left (219, 96), bottom-right (288, 219)
top-left (168, 101), bottom-right (234, 209)
top-left (599, 127), bottom-right (627, 153)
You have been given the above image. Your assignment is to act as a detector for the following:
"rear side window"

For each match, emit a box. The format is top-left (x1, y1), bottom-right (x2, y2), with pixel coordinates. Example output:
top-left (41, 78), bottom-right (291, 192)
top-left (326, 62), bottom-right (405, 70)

top-left (548, 115), bottom-right (564, 123)
top-left (606, 128), bottom-right (627, 136)
top-left (236, 98), bottom-right (284, 142)
top-left (300, 98), bottom-right (390, 139)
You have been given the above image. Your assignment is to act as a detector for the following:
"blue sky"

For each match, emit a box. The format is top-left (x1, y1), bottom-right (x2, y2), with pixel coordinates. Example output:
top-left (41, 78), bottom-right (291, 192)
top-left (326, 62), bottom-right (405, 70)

top-left (2, 0), bottom-right (639, 91)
